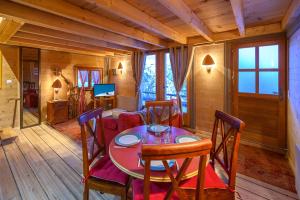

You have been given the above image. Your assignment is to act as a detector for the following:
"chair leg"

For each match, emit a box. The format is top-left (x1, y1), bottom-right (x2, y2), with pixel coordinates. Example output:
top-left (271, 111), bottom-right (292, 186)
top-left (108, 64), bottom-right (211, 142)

top-left (83, 184), bottom-right (89, 200)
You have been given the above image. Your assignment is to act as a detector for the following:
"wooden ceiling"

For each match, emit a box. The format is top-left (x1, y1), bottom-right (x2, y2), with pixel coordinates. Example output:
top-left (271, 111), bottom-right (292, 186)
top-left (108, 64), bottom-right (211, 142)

top-left (0, 0), bottom-right (299, 57)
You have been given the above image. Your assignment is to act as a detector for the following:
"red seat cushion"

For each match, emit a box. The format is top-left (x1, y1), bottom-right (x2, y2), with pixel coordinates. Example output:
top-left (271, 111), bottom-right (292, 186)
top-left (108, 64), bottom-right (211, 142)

top-left (180, 164), bottom-right (227, 189)
top-left (132, 180), bottom-right (179, 200)
top-left (89, 155), bottom-right (129, 186)
top-left (132, 164), bottom-right (226, 200)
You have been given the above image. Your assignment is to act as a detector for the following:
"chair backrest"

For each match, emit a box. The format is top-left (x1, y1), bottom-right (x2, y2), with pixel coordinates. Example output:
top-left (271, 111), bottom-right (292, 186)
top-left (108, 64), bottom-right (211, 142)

top-left (210, 110), bottom-right (245, 190)
top-left (78, 108), bottom-right (105, 179)
top-left (142, 139), bottom-right (212, 200)
top-left (145, 100), bottom-right (174, 126)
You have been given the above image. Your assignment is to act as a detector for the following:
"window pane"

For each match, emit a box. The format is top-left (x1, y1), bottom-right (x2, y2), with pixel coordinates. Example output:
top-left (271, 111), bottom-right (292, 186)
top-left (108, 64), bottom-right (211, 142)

top-left (141, 55), bottom-right (156, 105)
top-left (259, 72), bottom-right (278, 95)
top-left (238, 72), bottom-right (256, 93)
top-left (165, 53), bottom-right (176, 100)
top-left (78, 70), bottom-right (89, 88)
top-left (91, 70), bottom-right (100, 87)
top-left (164, 53), bottom-right (188, 113)
top-left (180, 81), bottom-right (188, 113)
top-left (259, 45), bottom-right (278, 69)
top-left (238, 47), bottom-right (255, 69)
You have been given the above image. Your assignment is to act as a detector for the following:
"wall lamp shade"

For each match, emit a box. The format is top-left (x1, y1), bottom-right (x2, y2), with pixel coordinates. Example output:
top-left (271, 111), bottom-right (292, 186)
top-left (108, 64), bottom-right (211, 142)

top-left (52, 79), bottom-right (62, 89)
top-left (118, 62), bottom-right (123, 74)
top-left (52, 79), bottom-right (62, 100)
top-left (202, 54), bottom-right (215, 72)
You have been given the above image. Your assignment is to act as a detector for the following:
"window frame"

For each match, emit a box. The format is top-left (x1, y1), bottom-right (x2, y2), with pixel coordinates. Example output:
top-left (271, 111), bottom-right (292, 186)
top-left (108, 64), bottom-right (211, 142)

top-left (75, 66), bottom-right (103, 90)
top-left (236, 41), bottom-right (281, 98)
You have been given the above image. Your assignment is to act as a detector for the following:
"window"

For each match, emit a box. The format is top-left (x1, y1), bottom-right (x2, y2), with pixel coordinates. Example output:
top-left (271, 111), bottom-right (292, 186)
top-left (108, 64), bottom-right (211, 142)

top-left (165, 53), bottom-right (188, 113)
top-left (141, 55), bottom-right (156, 105)
top-left (238, 45), bottom-right (279, 95)
top-left (77, 68), bottom-right (102, 89)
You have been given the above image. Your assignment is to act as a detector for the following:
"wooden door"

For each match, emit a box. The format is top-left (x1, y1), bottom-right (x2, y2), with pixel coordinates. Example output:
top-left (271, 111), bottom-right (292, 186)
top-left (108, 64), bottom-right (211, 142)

top-left (232, 38), bottom-right (286, 151)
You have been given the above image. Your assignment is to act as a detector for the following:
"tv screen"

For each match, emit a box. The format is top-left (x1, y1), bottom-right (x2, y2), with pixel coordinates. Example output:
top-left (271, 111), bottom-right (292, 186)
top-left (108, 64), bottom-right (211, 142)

top-left (94, 84), bottom-right (115, 97)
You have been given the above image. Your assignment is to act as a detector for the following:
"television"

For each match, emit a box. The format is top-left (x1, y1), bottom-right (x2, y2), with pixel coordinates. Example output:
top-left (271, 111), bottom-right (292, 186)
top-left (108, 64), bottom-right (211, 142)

top-left (94, 84), bottom-right (115, 97)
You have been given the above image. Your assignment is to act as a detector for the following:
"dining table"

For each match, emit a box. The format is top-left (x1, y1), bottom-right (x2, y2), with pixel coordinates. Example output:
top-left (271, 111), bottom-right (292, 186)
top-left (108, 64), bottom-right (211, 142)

top-left (109, 125), bottom-right (202, 182)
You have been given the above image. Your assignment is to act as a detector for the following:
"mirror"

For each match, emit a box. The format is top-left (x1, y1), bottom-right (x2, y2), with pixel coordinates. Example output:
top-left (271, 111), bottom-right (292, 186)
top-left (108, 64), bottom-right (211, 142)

top-left (20, 47), bottom-right (40, 128)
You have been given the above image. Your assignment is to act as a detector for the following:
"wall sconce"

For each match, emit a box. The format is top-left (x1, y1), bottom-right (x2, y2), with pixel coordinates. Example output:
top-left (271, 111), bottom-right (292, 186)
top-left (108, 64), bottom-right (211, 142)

top-left (52, 79), bottom-right (62, 100)
top-left (202, 54), bottom-right (215, 73)
top-left (118, 62), bottom-right (123, 74)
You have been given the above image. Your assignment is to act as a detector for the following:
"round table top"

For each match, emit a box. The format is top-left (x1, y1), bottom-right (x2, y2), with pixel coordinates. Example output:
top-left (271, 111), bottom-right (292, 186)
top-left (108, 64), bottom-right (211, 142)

top-left (109, 125), bottom-right (200, 182)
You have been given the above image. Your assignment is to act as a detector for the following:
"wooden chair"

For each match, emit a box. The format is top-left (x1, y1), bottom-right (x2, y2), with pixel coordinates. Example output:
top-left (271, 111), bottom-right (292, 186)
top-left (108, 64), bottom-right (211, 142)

top-left (132, 139), bottom-right (213, 200)
top-left (209, 110), bottom-right (245, 196)
top-left (78, 108), bottom-right (130, 200)
top-left (145, 100), bottom-right (174, 126)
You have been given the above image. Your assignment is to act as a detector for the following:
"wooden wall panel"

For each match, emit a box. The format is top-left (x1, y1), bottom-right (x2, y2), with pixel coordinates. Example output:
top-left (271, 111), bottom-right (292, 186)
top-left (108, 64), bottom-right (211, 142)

top-left (194, 43), bottom-right (224, 132)
top-left (287, 26), bottom-right (300, 170)
top-left (0, 44), bottom-right (20, 129)
top-left (109, 55), bottom-right (135, 97)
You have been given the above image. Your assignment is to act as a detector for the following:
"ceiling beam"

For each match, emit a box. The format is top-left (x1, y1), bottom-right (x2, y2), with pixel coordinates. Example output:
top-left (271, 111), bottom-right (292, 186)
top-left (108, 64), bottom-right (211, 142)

top-left (282, 0), bottom-right (300, 30)
top-left (84, 0), bottom-right (186, 44)
top-left (0, 0), bottom-right (152, 50)
top-left (229, 0), bottom-right (245, 36)
top-left (20, 24), bottom-right (133, 52)
top-left (14, 31), bottom-right (128, 55)
top-left (11, 0), bottom-right (167, 47)
top-left (188, 23), bottom-right (282, 44)
top-left (0, 18), bottom-right (23, 43)
top-left (9, 37), bottom-right (113, 56)
top-left (157, 0), bottom-right (213, 42)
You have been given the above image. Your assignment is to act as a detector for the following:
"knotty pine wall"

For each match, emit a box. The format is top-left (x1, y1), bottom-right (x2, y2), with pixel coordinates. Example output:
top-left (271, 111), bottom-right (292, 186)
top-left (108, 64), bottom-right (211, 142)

top-left (288, 27), bottom-right (300, 172)
top-left (193, 43), bottom-right (225, 132)
top-left (0, 44), bottom-right (20, 129)
top-left (109, 55), bottom-right (135, 97)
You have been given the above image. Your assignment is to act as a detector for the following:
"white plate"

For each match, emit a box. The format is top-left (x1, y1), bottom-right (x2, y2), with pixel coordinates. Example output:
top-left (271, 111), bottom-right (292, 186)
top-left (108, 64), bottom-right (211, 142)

top-left (115, 133), bottom-right (141, 147)
top-left (175, 135), bottom-right (200, 143)
top-left (141, 160), bottom-right (175, 171)
top-left (148, 125), bottom-right (169, 133)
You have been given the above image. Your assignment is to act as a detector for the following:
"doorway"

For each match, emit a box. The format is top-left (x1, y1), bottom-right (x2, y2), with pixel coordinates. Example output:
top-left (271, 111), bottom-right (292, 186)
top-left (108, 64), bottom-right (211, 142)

top-left (232, 38), bottom-right (286, 151)
top-left (20, 47), bottom-right (41, 128)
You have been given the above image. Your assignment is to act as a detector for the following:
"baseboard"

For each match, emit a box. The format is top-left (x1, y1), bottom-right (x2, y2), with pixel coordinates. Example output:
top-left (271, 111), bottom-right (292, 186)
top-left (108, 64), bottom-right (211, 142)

top-left (288, 155), bottom-right (295, 175)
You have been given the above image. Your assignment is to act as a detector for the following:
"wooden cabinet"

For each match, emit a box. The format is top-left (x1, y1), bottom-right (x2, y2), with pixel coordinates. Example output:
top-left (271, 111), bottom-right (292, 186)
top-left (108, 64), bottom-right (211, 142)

top-left (47, 100), bottom-right (68, 125)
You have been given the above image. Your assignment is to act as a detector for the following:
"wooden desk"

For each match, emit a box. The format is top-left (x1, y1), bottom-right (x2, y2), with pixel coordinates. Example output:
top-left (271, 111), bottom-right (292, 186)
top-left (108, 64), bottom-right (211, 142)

top-left (94, 95), bottom-right (116, 110)
top-left (47, 100), bottom-right (68, 125)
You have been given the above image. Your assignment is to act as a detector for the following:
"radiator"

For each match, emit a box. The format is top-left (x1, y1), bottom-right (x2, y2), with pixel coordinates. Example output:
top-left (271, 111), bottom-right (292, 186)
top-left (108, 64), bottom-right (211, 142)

top-left (296, 144), bottom-right (300, 198)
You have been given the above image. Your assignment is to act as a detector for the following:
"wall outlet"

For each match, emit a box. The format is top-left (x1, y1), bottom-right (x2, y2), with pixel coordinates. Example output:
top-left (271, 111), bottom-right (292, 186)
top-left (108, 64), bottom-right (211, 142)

top-left (6, 79), bottom-right (12, 84)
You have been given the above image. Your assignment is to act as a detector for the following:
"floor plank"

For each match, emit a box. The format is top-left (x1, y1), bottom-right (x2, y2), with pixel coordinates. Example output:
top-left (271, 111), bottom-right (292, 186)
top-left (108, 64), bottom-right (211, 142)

top-left (2, 139), bottom-right (48, 200)
top-left (0, 144), bottom-right (21, 200)
top-left (237, 173), bottom-right (299, 199)
top-left (15, 132), bottom-right (76, 200)
top-left (40, 123), bottom-right (82, 159)
top-left (236, 178), bottom-right (297, 200)
top-left (21, 128), bottom-right (85, 199)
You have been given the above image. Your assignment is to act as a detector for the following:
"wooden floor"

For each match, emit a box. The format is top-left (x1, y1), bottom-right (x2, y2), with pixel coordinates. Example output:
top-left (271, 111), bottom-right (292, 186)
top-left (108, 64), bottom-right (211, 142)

top-left (23, 109), bottom-right (39, 127)
top-left (0, 124), bottom-right (298, 200)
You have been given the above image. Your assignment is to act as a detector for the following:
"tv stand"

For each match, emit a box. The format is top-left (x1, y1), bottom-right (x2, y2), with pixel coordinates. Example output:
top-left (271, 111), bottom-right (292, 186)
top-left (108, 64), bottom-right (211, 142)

top-left (94, 95), bottom-right (116, 110)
